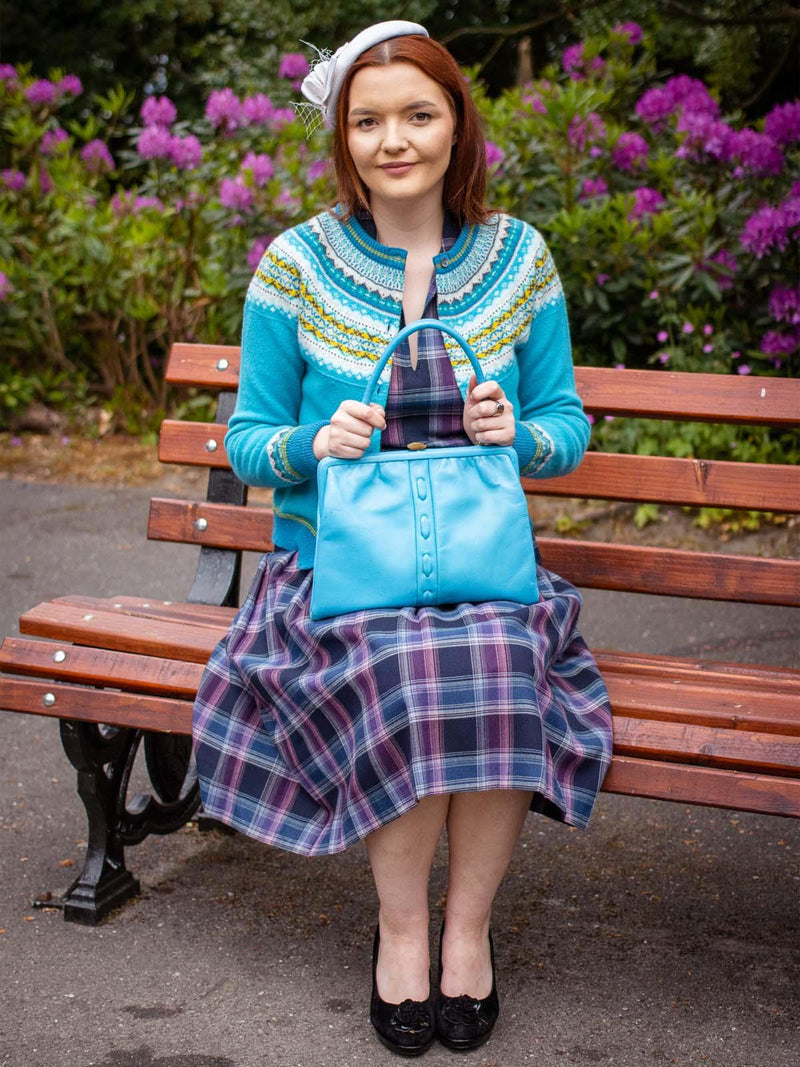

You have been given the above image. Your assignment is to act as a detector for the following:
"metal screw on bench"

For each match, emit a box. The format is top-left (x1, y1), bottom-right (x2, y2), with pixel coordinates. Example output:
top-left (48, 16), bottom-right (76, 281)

top-left (216, 358), bottom-right (229, 371)
top-left (205, 439), bottom-right (218, 452)
top-left (42, 693), bottom-right (56, 708)
top-left (52, 650), bottom-right (67, 663)
top-left (195, 518), bottom-right (208, 532)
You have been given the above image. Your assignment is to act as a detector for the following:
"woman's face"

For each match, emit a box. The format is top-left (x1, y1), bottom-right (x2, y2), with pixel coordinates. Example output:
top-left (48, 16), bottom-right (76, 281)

top-left (345, 61), bottom-right (456, 212)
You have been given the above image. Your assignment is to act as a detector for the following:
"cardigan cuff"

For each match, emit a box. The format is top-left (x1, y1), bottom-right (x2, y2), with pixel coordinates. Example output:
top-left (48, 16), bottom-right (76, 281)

top-left (514, 420), bottom-right (554, 476)
top-left (281, 420), bottom-right (329, 481)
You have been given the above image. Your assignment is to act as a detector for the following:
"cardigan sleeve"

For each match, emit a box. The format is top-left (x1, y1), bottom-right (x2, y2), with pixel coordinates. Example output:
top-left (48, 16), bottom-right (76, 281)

top-left (512, 236), bottom-right (590, 478)
top-left (224, 241), bottom-right (327, 488)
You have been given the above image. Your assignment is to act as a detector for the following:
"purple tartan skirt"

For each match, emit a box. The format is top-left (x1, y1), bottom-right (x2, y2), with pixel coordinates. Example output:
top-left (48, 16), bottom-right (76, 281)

top-left (192, 550), bottom-right (613, 856)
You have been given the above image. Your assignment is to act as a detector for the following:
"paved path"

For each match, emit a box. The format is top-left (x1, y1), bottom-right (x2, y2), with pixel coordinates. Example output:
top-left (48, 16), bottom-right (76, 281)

top-left (0, 479), bottom-right (798, 1067)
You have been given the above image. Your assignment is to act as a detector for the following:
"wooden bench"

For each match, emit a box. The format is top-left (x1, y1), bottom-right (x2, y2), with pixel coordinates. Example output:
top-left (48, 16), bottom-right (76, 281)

top-left (1, 345), bottom-right (798, 925)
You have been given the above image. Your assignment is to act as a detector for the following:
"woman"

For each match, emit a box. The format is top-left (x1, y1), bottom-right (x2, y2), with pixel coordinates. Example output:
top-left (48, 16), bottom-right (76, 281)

top-left (193, 20), bottom-right (612, 1057)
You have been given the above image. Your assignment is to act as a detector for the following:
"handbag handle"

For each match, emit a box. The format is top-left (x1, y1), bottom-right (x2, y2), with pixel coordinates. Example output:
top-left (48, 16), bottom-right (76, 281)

top-left (361, 318), bottom-right (485, 406)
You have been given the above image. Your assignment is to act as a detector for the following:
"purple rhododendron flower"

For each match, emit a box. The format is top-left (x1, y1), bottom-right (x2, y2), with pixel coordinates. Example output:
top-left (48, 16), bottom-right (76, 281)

top-left (134, 196), bottom-right (164, 213)
top-left (702, 344), bottom-right (714, 353)
top-left (247, 235), bottom-right (274, 272)
top-left (562, 43), bottom-right (584, 75)
top-left (170, 134), bottom-right (203, 170)
top-left (0, 271), bottom-right (12, 301)
top-left (141, 95), bottom-right (177, 128)
top-left (569, 111), bottom-right (606, 152)
top-left (25, 79), bottom-right (57, 105)
top-left (636, 75), bottom-right (719, 130)
top-left (737, 364), bottom-right (751, 375)
top-left (276, 189), bottom-right (301, 212)
top-left (742, 201), bottom-right (797, 258)
top-left (764, 101), bottom-right (800, 146)
top-left (58, 75), bottom-right (82, 96)
top-left (205, 88), bottom-right (242, 131)
top-left (485, 141), bottom-right (504, 171)
top-left (522, 93), bottom-right (547, 115)
top-left (38, 169), bottom-right (53, 194)
top-left (580, 177), bottom-right (608, 200)
top-left (279, 53), bottom-right (309, 81)
top-left (729, 128), bottom-right (783, 176)
top-left (271, 106), bottom-right (296, 129)
top-left (0, 64), bottom-right (17, 82)
top-left (675, 113), bottom-right (736, 163)
top-left (760, 329), bottom-right (799, 355)
top-left (111, 190), bottom-right (163, 216)
top-left (219, 177), bottom-right (254, 212)
top-left (613, 22), bottom-right (643, 45)
top-left (241, 151), bottom-right (274, 186)
top-left (80, 139), bottom-right (114, 171)
top-left (596, 273), bottom-right (610, 286)
top-left (658, 352), bottom-right (670, 365)
top-left (242, 93), bottom-right (274, 125)
top-left (769, 285), bottom-right (800, 324)
top-left (612, 132), bottom-right (648, 171)
top-left (657, 330), bottom-right (668, 343)
top-left (137, 125), bottom-right (174, 160)
top-left (589, 57), bottom-right (607, 77)
top-left (682, 322), bottom-right (694, 334)
top-left (2, 168), bottom-right (26, 190)
top-left (629, 186), bottom-right (664, 219)
top-left (308, 159), bottom-right (327, 182)
top-left (40, 127), bottom-right (69, 155)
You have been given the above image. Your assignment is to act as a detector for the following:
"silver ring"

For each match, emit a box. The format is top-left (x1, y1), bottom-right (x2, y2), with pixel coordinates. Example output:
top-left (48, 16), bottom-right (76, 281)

top-left (491, 399), bottom-right (505, 417)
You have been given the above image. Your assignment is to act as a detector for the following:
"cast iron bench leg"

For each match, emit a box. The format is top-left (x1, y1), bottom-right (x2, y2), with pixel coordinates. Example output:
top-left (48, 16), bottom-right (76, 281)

top-left (59, 722), bottom-right (200, 924)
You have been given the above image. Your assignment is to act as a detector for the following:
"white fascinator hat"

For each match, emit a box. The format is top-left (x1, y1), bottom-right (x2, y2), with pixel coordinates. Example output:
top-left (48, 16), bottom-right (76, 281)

top-left (297, 20), bottom-right (429, 133)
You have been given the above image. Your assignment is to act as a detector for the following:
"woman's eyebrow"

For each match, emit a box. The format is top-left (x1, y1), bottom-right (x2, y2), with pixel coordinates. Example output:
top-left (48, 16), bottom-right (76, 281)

top-left (349, 99), bottom-right (440, 117)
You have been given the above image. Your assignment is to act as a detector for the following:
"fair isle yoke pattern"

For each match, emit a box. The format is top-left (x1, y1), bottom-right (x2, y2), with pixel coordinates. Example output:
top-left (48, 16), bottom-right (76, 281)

top-left (245, 210), bottom-right (565, 387)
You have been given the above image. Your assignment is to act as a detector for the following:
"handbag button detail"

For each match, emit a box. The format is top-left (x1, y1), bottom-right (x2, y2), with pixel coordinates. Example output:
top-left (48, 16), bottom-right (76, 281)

top-left (407, 441), bottom-right (427, 450)
top-left (422, 590), bottom-right (434, 604)
top-left (416, 478), bottom-right (428, 500)
top-left (419, 515), bottom-right (431, 538)
top-left (422, 553), bottom-right (433, 577)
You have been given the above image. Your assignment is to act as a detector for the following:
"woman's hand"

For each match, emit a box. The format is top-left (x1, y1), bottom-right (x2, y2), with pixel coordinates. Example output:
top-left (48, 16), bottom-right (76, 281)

top-left (463, 374), bottom-right (515, 447)
top-left (313, 401), bottom-right (386, 460)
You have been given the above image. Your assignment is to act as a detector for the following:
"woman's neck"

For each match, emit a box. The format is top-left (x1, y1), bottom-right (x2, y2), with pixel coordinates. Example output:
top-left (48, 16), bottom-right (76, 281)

top-left (370, 197), bottom-right (445, 255)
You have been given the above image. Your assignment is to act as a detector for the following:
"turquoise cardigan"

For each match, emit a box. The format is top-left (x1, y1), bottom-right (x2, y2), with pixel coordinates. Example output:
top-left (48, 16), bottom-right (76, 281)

top-left (225, 209), bottom-right (590, 568)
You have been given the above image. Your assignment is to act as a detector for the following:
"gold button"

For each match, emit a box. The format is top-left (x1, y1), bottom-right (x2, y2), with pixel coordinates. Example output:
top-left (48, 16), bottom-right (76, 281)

top-left (407, 441), bottom-right (428, 451)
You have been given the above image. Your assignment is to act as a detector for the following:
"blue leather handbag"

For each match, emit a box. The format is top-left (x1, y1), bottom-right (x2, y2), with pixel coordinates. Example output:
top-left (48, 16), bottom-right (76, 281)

top-left (309, 319), bottom-right (539, 620)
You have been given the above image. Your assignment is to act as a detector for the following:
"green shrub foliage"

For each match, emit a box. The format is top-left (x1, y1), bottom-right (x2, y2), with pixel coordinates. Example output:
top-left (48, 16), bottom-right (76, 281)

top-left (0, 25), bottom-right (797, 462)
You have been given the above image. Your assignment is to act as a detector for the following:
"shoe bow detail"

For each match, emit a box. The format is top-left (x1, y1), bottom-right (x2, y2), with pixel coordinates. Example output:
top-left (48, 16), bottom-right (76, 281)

top-left (390, 999), bottom-right (435, 1033)
top-left (438, 994), bottom-right (488, 1028)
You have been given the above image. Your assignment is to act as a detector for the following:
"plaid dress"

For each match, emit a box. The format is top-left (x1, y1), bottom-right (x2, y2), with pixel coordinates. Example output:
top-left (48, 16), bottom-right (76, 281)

top-left (192, 228), bottom-right (613, 857)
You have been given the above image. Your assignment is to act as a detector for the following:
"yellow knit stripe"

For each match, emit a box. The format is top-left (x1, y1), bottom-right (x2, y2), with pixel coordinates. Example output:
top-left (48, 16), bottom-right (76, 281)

top-left (301, 290), bottom-right (388, 352)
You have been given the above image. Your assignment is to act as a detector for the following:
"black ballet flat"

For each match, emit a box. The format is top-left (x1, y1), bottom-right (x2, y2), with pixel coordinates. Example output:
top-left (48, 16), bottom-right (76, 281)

top-left (370, 925), bottom-right (435, 1057)
top-left (435, 922), bottom-right (499, 1052)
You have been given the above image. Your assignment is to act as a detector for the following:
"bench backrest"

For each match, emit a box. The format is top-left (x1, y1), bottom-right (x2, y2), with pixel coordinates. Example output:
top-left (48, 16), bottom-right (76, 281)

top-left (150, 343), bottom-right (800, 610)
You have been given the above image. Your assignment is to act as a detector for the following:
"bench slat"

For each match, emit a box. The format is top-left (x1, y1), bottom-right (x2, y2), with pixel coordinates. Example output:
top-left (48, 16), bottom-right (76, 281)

top-left (19, 602), bottom-right (222, 663)
top-left (164, 346), bottom-right (800, 427)
top-left (157, 423), bottom-right (800, 513)
top-left (0, 677), bottom-right (192, 733)
top-left (595, 649), bottom-right (800, 691)
top-left (147, 498), bottom-right (800, 606)
top-left (613, 715), bottom-right (800, 773)
top-left (52, 594), bottom-right (235, 628)
top-left (0, 638), bottom-right (204, 697)
top-left (604, 756), bottom-right (800, 817)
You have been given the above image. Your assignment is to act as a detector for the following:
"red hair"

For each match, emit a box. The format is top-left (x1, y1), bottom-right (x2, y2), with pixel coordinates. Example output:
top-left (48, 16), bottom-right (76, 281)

top-left (332, 35), bottom-right (491, 224)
